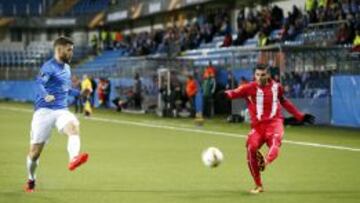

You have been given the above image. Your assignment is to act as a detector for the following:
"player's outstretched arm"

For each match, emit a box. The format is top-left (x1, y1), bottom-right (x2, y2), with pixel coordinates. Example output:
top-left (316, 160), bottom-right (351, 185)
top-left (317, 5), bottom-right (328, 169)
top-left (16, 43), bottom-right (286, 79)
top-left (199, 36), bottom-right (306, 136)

top-left (279, 86), bottom-right (316, 125)
top-left (224, 84), bottom-right (249, 100)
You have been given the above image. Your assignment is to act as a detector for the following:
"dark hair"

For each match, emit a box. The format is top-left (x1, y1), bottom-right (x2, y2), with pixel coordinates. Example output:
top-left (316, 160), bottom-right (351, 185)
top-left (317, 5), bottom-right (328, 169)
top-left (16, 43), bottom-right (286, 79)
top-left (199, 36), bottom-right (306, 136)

top-left (54, 36), bottom-right (74, 48)
top-left (255, 64), bottom-right (268, 71)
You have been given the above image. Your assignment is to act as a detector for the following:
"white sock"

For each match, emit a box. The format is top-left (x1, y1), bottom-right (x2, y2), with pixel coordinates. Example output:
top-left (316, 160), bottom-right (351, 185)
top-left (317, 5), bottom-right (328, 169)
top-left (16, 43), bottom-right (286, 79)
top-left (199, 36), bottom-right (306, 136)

top-left (27, 156), bottom-right (39, 181)
top-left (67, 135), bottom-right (80, 161)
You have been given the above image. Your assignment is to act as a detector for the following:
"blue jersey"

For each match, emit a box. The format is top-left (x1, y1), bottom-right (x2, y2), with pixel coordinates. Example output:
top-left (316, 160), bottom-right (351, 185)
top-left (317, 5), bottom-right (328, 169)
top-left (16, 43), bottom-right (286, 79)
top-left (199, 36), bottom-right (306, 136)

top-left (34, 58), bottom-right (79, 110)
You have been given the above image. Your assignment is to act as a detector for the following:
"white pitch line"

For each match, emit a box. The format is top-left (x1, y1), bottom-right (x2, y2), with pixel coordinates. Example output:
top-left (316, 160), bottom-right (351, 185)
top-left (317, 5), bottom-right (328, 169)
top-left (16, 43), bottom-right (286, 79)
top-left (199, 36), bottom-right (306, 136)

top-left (1, 106), bottom-right (360, 152)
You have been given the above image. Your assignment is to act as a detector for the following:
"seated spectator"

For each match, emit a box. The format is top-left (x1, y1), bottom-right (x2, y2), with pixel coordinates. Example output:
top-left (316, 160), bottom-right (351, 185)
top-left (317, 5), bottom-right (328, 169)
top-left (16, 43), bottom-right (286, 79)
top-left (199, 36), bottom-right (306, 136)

top-left (221, 32), bottom-right (233, 47)
top-left (352, 29), bottom-right (360, 52)
top-left (258, 31), bottom-right (269, 47)
top-left (336, 23), bottom-right (351, 44)
top-left (233, 27), bottom-right (248, 46)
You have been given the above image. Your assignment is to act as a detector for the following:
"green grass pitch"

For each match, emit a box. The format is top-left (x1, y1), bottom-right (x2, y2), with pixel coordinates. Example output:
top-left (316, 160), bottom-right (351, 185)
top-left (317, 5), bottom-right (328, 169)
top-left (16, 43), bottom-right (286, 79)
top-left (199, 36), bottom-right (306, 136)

top-left (0, 101), bottom-right (359, 203)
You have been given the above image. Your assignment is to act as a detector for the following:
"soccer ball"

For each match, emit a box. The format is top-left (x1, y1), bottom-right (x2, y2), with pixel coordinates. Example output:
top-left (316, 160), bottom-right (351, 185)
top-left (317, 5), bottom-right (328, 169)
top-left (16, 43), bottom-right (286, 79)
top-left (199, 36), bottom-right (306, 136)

top-left (202, 147), bottom-right (223, 168)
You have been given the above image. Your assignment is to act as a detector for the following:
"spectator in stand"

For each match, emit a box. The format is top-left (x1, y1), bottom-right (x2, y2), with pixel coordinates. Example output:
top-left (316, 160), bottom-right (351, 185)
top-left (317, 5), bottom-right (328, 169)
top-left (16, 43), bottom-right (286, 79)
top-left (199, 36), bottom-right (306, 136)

top-left (90, 35), bottom-right (98, 55)
top-left (271, 5), bottom-right (284, 30)
top-left (350, 0), bottom-right (359, 13)
top-left (352, 29), bottom-right (360, 52)
top-left (342, 0), bottom-right (352, 14)
top-left (258, 31), bottom-right (269, 47)
top-left (336, 23), bottom-right (351, 44)
top-left (233, 26), bottom-right (248, 46)
top-left (318, 0), bottom-right (328, 9)
top-left (305, 0), bottom-right (317, 23)
top-left (221, 32), bottom-right (233, 47)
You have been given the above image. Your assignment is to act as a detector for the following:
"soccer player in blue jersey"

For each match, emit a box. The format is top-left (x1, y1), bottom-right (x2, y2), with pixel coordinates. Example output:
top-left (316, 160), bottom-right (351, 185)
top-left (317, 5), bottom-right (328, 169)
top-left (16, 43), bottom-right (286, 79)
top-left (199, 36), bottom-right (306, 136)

top-left (24, 37), bottom-right (89, 193)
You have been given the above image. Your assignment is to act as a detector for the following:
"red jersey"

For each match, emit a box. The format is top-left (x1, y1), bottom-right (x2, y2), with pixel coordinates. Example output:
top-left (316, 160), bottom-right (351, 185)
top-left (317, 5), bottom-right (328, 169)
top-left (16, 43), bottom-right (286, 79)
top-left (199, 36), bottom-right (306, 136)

top-left (225, 80), bottom-right (304, 127)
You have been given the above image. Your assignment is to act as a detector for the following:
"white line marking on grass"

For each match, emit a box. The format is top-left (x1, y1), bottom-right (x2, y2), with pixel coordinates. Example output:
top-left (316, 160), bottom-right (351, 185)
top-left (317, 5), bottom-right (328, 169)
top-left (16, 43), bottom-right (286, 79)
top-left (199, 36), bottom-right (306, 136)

top-left (1, 106), bottom-right (360, 152)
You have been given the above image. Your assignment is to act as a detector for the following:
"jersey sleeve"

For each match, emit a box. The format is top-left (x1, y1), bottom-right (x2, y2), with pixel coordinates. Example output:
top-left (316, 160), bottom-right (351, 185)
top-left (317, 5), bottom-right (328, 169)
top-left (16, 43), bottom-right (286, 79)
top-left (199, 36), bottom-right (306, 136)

top-left (224, 83), bottom-right (250, 99)
top-left (278, 85), bottom-right (304, 121)
top-left (36, 64), bottom-right (53, 98)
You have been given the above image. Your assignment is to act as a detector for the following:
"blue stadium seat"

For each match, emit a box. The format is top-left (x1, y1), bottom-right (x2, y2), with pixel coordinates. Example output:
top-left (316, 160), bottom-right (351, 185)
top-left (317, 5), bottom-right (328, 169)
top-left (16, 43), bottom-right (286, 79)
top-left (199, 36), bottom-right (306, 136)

top-left (76, 49), bottom-right (125, 70)
top-left (0, 0), bottom-right (42, 16)
top-left (67, 0), bottom-right (109, 16)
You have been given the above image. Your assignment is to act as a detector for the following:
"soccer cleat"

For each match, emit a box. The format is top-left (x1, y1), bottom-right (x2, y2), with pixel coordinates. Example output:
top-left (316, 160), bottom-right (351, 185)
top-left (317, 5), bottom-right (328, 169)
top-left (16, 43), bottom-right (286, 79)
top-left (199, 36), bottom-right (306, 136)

top-left (24, 179), bottom-right (35, 193)
top-left (256, 151), bottom-right (266, 172)
top-left (249, 186), bottom-right (264, 194)
top-left (68, 153), bottom-right (89, 171)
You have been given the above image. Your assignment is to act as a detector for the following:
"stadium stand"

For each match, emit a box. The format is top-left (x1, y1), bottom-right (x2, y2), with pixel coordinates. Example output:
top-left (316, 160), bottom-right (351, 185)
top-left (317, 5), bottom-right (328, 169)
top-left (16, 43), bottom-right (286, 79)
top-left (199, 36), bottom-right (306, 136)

top-left (0, 0), bottom-right (44, 16)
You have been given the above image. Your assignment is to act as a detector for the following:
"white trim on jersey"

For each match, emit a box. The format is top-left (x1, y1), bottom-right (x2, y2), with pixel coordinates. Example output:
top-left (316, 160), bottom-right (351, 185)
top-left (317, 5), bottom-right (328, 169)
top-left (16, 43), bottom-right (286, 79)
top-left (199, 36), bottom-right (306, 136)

top-left (269, 83), bottom-right (279, 118)
top-left (256, 88), bottom-right (264, 120)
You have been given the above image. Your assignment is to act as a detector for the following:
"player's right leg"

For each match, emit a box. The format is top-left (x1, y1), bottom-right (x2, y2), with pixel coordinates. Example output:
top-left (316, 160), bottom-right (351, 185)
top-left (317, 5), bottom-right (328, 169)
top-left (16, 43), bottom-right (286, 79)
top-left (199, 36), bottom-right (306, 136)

top-left (264, 119), bottom-right (284, 165)
top-left (25, 109), bottom-right (54, 193)
top-left (246, 128), bottom-right (265, 193)
top-left (55, 110), bottom-right (89, 171)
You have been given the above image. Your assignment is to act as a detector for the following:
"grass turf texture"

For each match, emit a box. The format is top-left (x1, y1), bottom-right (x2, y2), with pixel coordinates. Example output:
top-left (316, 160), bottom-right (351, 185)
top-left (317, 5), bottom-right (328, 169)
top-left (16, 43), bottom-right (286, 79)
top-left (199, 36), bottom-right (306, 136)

top-left (0, 101), bottom-right (359, 203)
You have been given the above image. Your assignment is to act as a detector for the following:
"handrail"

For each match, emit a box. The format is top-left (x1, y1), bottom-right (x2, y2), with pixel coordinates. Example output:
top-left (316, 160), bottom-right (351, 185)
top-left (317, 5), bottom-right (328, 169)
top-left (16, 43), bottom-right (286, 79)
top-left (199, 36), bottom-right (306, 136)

top-left (307, 20), bottom-right (348, 29)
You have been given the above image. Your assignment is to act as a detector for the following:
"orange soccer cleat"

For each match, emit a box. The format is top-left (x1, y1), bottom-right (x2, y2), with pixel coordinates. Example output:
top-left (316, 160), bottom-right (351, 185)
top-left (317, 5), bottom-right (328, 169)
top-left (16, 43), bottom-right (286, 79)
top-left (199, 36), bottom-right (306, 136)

top-left (249, 186), bottom-right (264, 194)
top-left (24, 179), bottom-right (35, 193)
top-left (68, 153), bottom-right (89, 171)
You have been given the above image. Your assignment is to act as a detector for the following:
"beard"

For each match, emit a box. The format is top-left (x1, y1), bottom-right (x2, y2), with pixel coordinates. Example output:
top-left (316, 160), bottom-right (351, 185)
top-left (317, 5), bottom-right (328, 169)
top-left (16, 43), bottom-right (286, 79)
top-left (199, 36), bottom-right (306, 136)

top-left (259, 78), bottom-right (267, 86)
top-left (60, 54), bottom-right (71, 64)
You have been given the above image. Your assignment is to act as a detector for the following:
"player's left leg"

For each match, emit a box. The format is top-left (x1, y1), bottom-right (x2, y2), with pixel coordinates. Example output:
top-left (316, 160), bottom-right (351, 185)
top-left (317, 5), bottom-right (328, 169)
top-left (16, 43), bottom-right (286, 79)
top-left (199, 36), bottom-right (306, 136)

top-left (25, 143), bottom-right (45, 192)
top-left (56, 110), bottom-right (89, 171)
top-left (246, 128), bottom-right (265, 193)
top-left (264, 119), bottom-right (284, 165)
top-left (25, 108), bottom-right (55, 192)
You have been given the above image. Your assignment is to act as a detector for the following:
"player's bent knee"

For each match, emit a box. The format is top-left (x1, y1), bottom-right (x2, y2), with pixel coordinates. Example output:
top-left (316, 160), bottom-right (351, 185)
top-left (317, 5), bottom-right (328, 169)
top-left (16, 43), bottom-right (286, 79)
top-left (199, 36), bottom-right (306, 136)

top-left (64, 121), bottom-right (79, 135)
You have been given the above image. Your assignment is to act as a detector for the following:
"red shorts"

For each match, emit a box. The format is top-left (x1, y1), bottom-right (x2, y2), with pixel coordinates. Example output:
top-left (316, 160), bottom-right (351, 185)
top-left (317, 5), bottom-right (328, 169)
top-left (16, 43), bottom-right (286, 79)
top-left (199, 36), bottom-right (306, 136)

top-left (246, 119), bottom-right (284, 149)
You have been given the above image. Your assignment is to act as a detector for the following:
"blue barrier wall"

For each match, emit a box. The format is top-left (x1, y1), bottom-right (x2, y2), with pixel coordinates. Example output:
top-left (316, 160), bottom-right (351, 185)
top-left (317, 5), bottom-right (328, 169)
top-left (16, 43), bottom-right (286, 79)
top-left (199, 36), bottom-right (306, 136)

top-left (0, 79), bottom-right (158, 108)
top-left (331, 75), bottom-right (360, 128)
top-left (283, 98), bottom-right (330, 124)
top-left (0, 81), bottom-right (37, 102)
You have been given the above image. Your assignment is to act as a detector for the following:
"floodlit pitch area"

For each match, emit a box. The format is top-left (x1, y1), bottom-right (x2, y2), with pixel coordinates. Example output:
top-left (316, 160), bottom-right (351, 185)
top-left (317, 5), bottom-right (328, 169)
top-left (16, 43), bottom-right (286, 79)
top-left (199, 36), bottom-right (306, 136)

top-left (0, 102), bottom-right (359, 203)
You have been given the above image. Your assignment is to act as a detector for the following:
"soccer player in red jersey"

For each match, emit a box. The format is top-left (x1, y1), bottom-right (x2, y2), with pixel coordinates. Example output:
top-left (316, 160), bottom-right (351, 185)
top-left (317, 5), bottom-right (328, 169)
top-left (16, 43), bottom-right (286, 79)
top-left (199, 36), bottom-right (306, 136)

top-left (224, 65), bottom-right (315, 194)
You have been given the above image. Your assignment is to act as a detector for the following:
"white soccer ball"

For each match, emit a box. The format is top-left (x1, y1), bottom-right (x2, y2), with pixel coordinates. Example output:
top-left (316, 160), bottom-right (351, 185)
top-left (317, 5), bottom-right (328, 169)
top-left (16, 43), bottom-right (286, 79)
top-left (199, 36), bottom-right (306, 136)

top-left (202, 147), bottom-right (223, 168)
